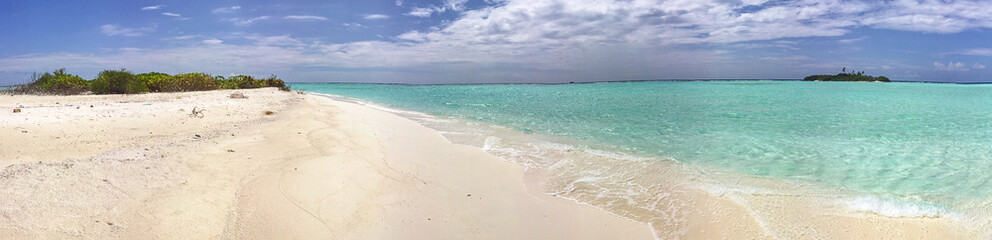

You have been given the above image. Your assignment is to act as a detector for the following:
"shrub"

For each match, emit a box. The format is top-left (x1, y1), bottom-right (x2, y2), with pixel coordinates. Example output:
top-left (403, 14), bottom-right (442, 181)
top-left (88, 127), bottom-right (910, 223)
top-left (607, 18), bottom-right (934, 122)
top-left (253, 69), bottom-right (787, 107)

top-left (219, 74), bottom-right (288, 91)
top-left (89, 76), bottom-right (109, 94)
top-left (151, 73), bottom-right (218, 92)
top-left (176, 73), bottom-right (218, 91)
top-left (14, 68), bottom-right (89, 95)
top-left (12, 68), bottom-right (290, 95)
top-left (262, 75), bottom-right (289, 91)
top-left (137, 72), bottom-right (174, 92)
top-left (90, 69), bottom-right (148, 94)
top-left (221, 75), bottom-right (261, 89)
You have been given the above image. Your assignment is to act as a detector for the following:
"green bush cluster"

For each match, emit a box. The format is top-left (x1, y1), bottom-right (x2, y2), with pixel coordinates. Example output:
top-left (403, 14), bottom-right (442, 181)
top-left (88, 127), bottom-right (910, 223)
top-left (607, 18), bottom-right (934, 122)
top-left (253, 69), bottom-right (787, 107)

top-left (152, 73), bottom-right (219, 92)
top-left (217, 75), bottom-right (288, 90)
top-left (14, 68), bottom-right (90, 95)
top-left (90, 69), bottom-right (148, 94)
top-left (12, 68), bottom-right (290, 95)
top-left (137, 72), bottom-right (173, 92)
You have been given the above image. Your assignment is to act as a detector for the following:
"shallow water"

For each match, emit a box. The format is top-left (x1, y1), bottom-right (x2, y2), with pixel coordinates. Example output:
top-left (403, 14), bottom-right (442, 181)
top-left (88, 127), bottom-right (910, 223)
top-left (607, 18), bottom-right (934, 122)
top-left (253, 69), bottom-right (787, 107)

top-left (294, 81), bottom-right (992, 235)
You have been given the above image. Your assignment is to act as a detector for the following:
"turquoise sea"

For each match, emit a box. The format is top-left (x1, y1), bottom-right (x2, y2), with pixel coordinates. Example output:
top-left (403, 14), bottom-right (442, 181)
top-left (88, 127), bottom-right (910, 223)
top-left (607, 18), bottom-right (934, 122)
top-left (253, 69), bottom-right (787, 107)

top-left (293, 81), bottom-right (992, 236)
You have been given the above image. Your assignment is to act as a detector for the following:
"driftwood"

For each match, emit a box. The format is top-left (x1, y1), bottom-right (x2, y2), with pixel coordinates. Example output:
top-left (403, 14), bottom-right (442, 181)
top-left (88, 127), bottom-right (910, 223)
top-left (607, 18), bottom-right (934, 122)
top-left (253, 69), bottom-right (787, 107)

top-left (189, 107), bottom-right (205, 118)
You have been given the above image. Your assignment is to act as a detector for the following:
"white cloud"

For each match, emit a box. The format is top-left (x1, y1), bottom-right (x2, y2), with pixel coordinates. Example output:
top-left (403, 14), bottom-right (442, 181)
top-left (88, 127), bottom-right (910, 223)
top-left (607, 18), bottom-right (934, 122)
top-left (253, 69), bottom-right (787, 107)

top-left (838, 37), bottom-right (867, 44)
top-left (161, 12), bottom-right (190, 20)
top-left (168, 35), bottom-right (200, 40)
top-left (954, 48), bottom-right (992, 56)
top-left (396, 31), bottom-right (428, 42)
top-left (13, 0), bottom-right (992, 84)
top-left (406, 7), bottom-right (439, 17)
top-left (100, 24), bottom-right (156, 37)
top-left (223, 16), bottom-right (270, 26)
top-left (255, 36), bottom-right (306, 47)
top-left (141, 5), bottom-right (164, 11)
top-left (203, 39), bottom-right (223, 44)
top-left (212, 5), bottom-right (241, 14)
top-left (341, 23), bottom-right (366, 29)
top-left (758, 55), bottom-right (810, 61)
top-left (284, 15), bottom-right (329, 21)
top-left (934, 62), bottom-right (969, 71)
top-left (395, 0), bottom-right (403, 6)
top-left (406, 0), bottom-right (468, 17)
top-left (859, 0), bottom-right (992, 34)
top-left (445, 0), bottom-right (468, 11)
top-left (364, 14), bottom-right (390, 20)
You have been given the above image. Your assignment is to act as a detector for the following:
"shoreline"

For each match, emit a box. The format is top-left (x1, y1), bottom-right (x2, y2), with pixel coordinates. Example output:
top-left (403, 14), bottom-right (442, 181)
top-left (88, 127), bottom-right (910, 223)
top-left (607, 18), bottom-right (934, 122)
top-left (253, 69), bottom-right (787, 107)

top-left (308, 92), bottom-right (987, 239)
top-left (0, 88), bottom-right (984, 239)
top-left (283, 79), bottom-right (992, 86)
top-left (0, 88), bottom-right (653, 239)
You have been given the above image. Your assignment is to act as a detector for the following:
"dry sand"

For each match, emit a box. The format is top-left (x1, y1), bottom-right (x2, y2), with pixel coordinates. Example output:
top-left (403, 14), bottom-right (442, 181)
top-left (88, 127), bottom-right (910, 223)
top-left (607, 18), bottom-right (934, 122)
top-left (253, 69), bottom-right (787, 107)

top-left (0, 88), bottom-right (982, 239)
top-left (0, 88), bottom-right (651, 239)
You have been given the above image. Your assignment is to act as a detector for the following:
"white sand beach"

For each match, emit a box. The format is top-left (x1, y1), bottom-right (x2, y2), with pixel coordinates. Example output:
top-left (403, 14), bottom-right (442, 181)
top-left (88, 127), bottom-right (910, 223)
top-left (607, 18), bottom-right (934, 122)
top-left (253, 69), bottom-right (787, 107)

top-left (0, 88), bottom-right (980, 239)
top-left (0, 88), bottom-right (650, 239)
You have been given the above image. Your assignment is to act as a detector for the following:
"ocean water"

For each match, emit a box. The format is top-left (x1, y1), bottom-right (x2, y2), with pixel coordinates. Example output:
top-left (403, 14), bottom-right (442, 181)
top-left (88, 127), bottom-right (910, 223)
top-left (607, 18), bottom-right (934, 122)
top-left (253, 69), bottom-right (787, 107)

top-left (293, 81), bottom-right (992, 236)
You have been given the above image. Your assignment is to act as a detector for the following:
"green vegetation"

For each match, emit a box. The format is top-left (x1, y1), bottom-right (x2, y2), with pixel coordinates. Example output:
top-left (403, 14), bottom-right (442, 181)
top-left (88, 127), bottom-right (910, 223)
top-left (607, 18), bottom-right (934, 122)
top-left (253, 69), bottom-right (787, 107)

top-left (803, 68), bottom-right (890, 82)
top-left (136, 72), bottom-right (173, 92)
top-left (8, 68), bottom-right (289, 95)
top-left (168, 73), bottom-right (220, 92)
top-left (90, 69), bottom-right (148, 94)
top-left (217, 74), bottom-right (288, 90)
top-left (12, 68), bottom-right (90, 95)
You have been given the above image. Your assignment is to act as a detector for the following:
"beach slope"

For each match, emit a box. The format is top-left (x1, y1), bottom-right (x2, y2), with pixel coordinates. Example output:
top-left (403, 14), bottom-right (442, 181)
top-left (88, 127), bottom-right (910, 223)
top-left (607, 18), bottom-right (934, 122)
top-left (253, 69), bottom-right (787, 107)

top-left (0, 88), bottom-right (652, 239)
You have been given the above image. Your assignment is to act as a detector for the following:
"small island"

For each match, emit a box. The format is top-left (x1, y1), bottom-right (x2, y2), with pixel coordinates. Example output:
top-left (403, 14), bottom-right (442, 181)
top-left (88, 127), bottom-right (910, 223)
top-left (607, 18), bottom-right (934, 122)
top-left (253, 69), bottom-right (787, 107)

top-left (804, 67), bottom-right (890, 82)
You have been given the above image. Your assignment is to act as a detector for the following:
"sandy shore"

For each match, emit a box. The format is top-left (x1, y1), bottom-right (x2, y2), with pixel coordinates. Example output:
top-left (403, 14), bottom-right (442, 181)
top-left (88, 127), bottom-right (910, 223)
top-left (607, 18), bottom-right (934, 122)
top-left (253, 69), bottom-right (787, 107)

top-left (0, 88), bottom-right (651, 239)
top-left (0, 88), bottom-right (983, 239)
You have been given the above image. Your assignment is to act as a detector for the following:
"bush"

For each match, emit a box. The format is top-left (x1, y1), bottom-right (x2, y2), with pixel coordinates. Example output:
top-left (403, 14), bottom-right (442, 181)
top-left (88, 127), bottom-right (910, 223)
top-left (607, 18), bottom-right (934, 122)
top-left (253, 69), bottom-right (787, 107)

top-left (221, 75), bottom-right (260, 89)
top-left (137, 72), bottom-right (174, 92)
top-left (90, 69), bottom-right (148, 94)
top-left (218, 74), bottom-right (288, 91)
top-left (175, 73), bottom-right (219, 91)
top-left (263, 75), bottom-right (289, 91)
top-left (14, 68), bottom-right (89, 95)
top-left (150, 73), bottom-right (218, 92)
top-left (12, 68), bottom-right (289, 95)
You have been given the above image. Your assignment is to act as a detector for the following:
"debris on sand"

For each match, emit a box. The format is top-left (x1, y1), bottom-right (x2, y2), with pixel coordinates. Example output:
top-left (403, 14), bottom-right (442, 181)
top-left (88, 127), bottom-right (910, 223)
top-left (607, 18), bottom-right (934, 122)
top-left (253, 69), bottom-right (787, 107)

top-left (189, 107), bottom-right (205, 118)
top-left (13, 108), bottom-right (21, 113)
top-left (229, 92), bottom-right (247, 99)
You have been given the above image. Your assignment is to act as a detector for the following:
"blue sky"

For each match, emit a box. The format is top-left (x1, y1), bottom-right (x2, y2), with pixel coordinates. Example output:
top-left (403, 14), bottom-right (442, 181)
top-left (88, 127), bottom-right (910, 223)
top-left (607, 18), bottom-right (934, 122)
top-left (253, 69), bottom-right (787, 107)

top-left (2, 0), bottom-right (992, 84)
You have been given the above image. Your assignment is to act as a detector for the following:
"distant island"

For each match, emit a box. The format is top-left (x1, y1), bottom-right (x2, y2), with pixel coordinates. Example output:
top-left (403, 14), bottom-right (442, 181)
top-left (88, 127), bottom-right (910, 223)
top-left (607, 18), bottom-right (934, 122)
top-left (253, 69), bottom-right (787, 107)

top-left (804, 67), bottom-right (890, 82)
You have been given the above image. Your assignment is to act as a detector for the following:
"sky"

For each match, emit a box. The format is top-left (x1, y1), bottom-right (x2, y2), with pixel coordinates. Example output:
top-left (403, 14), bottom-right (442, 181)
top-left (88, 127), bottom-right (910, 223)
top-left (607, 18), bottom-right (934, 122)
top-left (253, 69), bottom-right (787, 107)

top-left (2, 0), bottom-right (992, 85)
